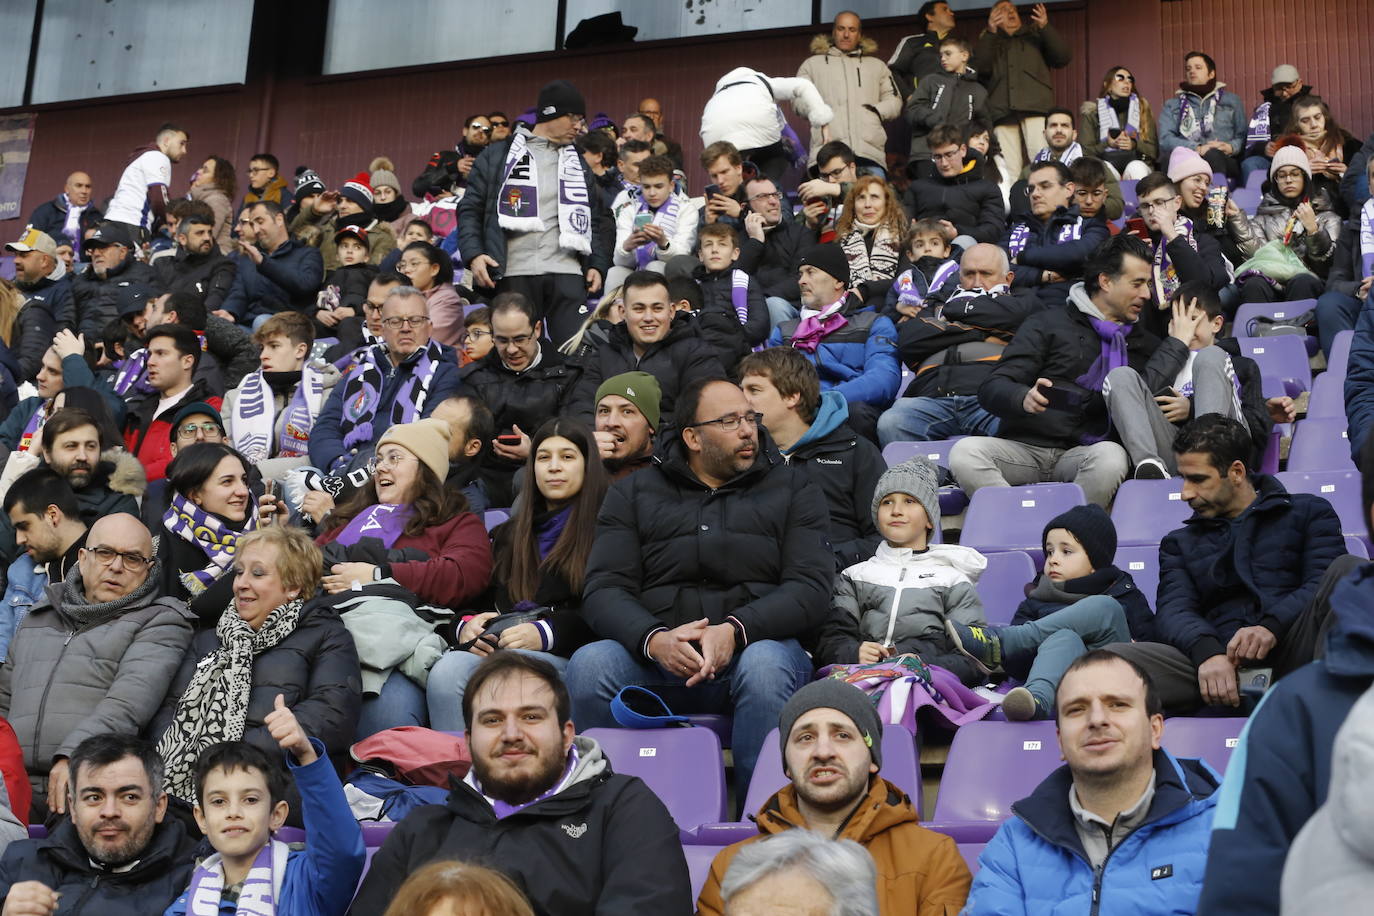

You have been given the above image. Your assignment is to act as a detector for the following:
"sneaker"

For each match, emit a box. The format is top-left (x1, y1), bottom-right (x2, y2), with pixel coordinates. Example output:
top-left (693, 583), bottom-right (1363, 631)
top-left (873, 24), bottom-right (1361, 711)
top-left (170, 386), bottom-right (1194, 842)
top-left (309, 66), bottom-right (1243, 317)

top-left (945, 619), bottom-right (1003, 675)
top-left (1134, 459), bottom-right (1169, 480)
top-left (1001, 686), bottom-right (1050, 721)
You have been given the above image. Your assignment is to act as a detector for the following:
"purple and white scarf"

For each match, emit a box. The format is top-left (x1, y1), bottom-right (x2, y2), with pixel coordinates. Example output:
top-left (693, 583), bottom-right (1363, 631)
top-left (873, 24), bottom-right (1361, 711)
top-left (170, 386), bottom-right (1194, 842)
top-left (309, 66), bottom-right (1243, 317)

top-left (1153, 216), bottom-right (1199, 305)
top-left (339, 341), bottom-right (444, 451)
top-left (892, 260), bottom-right (960, 309)
top-left (1247, 101), bottom-right (1272, 145)
top-left (729, 269), bottom-right (751, 325)
top-left (633, 194), bottom-right (681, 268)
top-left (333, 502), bottom-right (412, 549)
top-left (1007, 217), bottom-right (1083, 260)
top-left (1033, 142), bottom-right (1083, 167)
top-left (113, 349), bottom-right (152, 396)
top-left (185, 837), bottom-right (289, 915)
top-left (496, 127), bottom-right (592, 254)
top-left (1097, 95), bottom-right (1142, 142)
top-left (230, 366), bottom-right (326, 463)
top-left (163, 491), bottom-right (257, 596)
top-left (791, 298), bottom-right (849, 353)
top-left (1178, 88), bottom-right (1220, 144)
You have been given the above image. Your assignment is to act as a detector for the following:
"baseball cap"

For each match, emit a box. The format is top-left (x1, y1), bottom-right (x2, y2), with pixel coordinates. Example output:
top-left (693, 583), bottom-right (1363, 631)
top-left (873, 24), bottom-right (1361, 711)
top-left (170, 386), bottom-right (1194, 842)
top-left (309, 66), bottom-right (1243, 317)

top-left (4, 226), bottom-right (58, 257)
top-left (86, 222), bottom-right (135, 250)
top-left (1271, 64), bottom-right (1300, 86)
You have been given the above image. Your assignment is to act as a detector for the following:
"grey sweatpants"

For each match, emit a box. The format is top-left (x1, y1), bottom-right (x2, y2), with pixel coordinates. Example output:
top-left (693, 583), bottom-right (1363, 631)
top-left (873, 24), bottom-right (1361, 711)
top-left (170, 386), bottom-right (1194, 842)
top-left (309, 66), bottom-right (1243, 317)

top-left (948, 436), bottom-right (1129, 508)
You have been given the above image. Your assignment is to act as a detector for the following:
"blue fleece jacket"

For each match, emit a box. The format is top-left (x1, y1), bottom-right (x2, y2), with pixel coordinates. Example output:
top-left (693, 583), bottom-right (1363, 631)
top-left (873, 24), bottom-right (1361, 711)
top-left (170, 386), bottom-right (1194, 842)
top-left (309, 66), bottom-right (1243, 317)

top-left (1196, 560), bottom-right (1373, 916)
top-left (164, 738), bottom-right (365, 916)
top-left (966, 749), bottom-right (1219, 916)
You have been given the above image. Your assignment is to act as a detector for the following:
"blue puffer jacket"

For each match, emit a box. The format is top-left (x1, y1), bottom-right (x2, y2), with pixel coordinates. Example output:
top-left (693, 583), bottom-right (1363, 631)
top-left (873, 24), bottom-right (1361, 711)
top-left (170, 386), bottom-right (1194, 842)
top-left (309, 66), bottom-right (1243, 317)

top-left (1196, 559), bottom-right (1371, 916)
top-left (966, 749), bottom-right (1220, 916)
top-left (1344, 287), bottom-right (1374, 462)
top-left (1155, 474), bottom-right (1345, 668)
top-left (767, 292), bottom-right (900, 407)
top-left (164, 739), bottom-right (365, 916)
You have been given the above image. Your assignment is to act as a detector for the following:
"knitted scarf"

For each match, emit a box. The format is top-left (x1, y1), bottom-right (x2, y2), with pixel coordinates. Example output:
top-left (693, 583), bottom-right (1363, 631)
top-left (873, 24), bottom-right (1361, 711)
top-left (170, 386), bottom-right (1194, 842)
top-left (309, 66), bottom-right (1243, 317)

top-left (1028, 567), bottom-right (1124, 604)
top-left (840, 224), bottom-right (901, 283)
top-left (1033, 142), bottom-right (1083, 167)
top-left (1096, 95), bottom-right (1141, 142)
top-left (230, 366), bottom-right (326, 463)
top-left (1360, 198), bottom-right (1374, 279)
top-left (1247, 101), bottom-right (1272, 145)
top-left (58, 559), bottom-right (161, 628)
top-left (729, 270), bottom-right (751, 325)
top-left (632, 194), bottom-right (680, 269)
top-left (496, 128), bottom-right (592, 255)
top-left (892, 259), bottom-right (960, 308)
top-left (163, 491), bottom-right (256, 597)
top-left (158, 597), bottom-right (304, 803)
top-left (1177, 84), bottom-right (1221, 144)
top-left (1008, 215), bottom-right (1083, 259)
top-left (185, 840), bottom-right (289, 916)
top-left (1153, 216), bottom-right (1199, 305)
top-left (339, 341), bottom-right (443, 451)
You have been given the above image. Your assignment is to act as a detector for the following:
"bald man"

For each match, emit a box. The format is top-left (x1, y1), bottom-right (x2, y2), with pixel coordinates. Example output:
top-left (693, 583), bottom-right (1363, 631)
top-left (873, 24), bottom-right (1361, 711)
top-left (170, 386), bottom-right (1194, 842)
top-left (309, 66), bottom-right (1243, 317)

top-left (635, 97), bottom-right (684, 170)
top-left (28, 171), bottom-right (102, 257)
top-left (637, 98), bottom-right (663, 129)
top-left (0, 513), bottom-right (193, 818)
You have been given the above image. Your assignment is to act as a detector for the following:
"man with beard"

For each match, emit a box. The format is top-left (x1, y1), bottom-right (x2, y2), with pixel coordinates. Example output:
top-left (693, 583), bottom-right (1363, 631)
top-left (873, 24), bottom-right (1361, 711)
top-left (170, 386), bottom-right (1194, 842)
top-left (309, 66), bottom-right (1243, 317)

top-left (0, 734), bottom-right (197, 914)
top-left (153, 214), bottom-right (238, 317)
top-left (5, 227), bottom-right (76, 383)
top-left (594, 372), bottom-right (658, 479)
top-left (1158, 51), bottom-right (1248, 182)
top-left (221, 200), bottom-right (325, 327)
top-left (349, 653), bottom-right (690, 916)
top-left (697, 679), bottom-right (971, 915)
top-left (566, 378), bottom-right (834, 797)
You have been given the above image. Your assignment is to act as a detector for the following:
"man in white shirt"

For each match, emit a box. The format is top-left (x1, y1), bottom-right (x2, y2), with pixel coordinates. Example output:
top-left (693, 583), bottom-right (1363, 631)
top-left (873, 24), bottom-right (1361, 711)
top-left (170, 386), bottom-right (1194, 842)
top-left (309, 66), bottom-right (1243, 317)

top-left (104, 124), bottom-right (189, 244)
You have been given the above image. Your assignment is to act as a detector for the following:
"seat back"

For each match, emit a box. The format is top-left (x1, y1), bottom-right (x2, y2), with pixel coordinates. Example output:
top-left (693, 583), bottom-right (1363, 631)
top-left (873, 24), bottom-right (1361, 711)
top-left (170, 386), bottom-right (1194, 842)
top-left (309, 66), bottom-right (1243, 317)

top-left (1329, 329), bottom-right (1354, 377)
top-left (974, 550), bottom-right (1036, 625)
top-left (1276, 470), bottom-right (1364, 540)
top-left (1345, 536), bottom-right (1369, 559)
top-left (1161, 717), bottom-right (1247, 772)
top-left (684, 844), bottom-right (724, 905)
top-left (881, 438), bottom-right (965, 469)
top-left (582, 726), bottom-right (728, 831)
top-left (483, 509), bottom-right (510, 531)
top-left (1116, 544), bottom-right (1162, 613)
top-left (1230, 186), bottom-right (1262, 215)
top-left (958, 843), bottom-right (986, 876)
top-left (961, 484), bottom-right (1086, 565)
top-left (1305, 372), bottom-right (1344, 419)
top-left (1239, 336), bottom-right (1312, 394)
top-left (930, 721), bottom-right (1061, 828)
top-left (1234, 299), bottom-right (1316, 339)
top-left (1111, 479), bottom-right (1190, 546)
top-left (1286, 419), bottom-right (1356, 472)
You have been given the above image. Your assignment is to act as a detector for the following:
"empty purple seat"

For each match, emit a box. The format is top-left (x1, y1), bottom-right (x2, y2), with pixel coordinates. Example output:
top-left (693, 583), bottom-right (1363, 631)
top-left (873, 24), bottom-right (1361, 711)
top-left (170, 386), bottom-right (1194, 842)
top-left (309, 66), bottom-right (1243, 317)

top-left (1230, 187), bottom-right (1262, 215)
top-left (1306, 372), bottom-right (1344, 418)
top-left (1111, 479), bottom-right (1190, 547)
top-left (1234, 300), bottom-right (1316, 339)
top-left (961, 483), bottom-right (1086, 565)
top-left (684, 844), bottom-right (724, 903)
top-left (483, 509), bottom-right (510, 531)
top-left (1161, 717), bottom-right (1246, 772)
top-left (881, 438), bottom-right (966, 469)
top-left (1119, 180), bottom-right (1138, 209)
top-left (928, 720), bottom-right (1062, 843)
top-left (1239, 336), bottom-right (1312, 395)
top-left (1329, 329), bottom-right (1354, 376)
top-left (1286, 419), bottom-right (1357, 472)
top-left (1345, 536), bottom-right (1369, 559)
top-left (1258, 427), bottom-right (1282, 474)
top-left (1116, 544), bottom-right (1162, 612)
top-left (1245, 168), bottom-right (1266, 190)
top-left (975, 550), bottom-right (1035, 625)
top-left (583, 726), bottom-right (727, 832)
top-left (958, 843), bottom-right (986, 876)
top-left (1276, 470), bottom-right (1364, 543)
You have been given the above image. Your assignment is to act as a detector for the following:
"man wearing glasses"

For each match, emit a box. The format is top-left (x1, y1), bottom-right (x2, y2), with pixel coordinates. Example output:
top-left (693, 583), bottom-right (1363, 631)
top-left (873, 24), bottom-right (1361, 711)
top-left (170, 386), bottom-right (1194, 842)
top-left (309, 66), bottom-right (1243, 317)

top-left (906, 124), bottom-right (1007, 249)
top-left (1241, 64), bottom-right (1315, 184)
top-left (739, 176), bottom-right (810, 327)
top-left (412, 114), bottom-right (492, 200)
top-left (798, 140), bottom-right (859, 239)
top-left (0, 512), bottom-right (194, 820)
top-left (1131, 172), bottom-right (1231, 337)
top-left (309, 286), bottom-right (461, 476)
top-left (568, 376), bottom-right (834, 797)
top-left (459, 79), bottom-right (612, 348)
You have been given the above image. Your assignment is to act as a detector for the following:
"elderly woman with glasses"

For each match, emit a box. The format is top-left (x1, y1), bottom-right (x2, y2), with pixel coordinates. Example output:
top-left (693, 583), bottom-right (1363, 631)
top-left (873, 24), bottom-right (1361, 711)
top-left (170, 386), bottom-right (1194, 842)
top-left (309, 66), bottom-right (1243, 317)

top-left (396, 240), bottom-right (466, 349)
top-left (1079, 66), bottom-right (1158, 180)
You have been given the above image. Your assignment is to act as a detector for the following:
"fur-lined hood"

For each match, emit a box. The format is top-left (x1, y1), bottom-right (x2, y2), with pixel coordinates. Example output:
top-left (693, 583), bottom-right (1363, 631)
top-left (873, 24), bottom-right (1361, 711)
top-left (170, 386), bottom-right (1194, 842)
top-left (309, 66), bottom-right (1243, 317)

top-left (103, 448), bottom-right (148, 499)
top-left (809, 33), bottom-right (879, 57)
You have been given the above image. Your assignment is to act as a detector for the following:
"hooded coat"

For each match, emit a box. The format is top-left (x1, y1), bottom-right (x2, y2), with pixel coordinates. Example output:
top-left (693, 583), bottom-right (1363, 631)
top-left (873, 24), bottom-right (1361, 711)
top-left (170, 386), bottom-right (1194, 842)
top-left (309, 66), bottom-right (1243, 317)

top-left (699, 67), bottom-right (833, 153)
top-left (798, 35), bottom-right (902, 166)
top-left (697, 777), bottom-right (972, 916)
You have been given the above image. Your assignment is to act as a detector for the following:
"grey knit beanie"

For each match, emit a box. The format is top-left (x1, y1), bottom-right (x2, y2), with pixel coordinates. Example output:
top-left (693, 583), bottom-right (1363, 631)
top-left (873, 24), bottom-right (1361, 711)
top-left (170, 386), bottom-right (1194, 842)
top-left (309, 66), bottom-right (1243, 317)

top-left (779, 679), bottom-right (883, 773)
top-left (871, 457), bottom-right (941, 534)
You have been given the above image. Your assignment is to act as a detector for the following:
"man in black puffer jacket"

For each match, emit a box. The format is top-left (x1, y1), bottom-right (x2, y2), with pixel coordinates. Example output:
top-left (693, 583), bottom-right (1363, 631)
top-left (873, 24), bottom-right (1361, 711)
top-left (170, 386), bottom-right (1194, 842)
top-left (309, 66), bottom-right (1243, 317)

top-left (903, 126), bottom-right (1007, 246)
top-left (70, 223), bottom-right (156, 340)
top-left (0, 734), bottom-right (197, 916)
top-left (153, 215), bottom-right (237, 317)
top-left (567, 378), bottom-right (834, 797)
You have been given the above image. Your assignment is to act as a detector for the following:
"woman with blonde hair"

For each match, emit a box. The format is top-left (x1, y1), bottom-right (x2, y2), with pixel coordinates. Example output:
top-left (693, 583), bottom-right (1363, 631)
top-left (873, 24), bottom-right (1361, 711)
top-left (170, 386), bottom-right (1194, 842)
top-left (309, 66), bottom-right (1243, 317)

top-left (558, 284), bottom-right (626, 360)
top-left (382, 861), bottom-right (535, 916)
top-left (835, 175), bottom-right (908, 306)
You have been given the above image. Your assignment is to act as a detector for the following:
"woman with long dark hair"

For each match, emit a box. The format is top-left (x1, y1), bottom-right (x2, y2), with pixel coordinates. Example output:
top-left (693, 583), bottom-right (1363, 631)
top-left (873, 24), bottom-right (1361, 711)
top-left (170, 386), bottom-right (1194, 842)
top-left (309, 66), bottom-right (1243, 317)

top-left (426, 418), bottom-right (607, 730)
top-left (1079, 65), bottom-right (1157, 180)
top-left (189, 155), bottom-right (237, 253)
top-left (397, 240), bottom-right (465, 348)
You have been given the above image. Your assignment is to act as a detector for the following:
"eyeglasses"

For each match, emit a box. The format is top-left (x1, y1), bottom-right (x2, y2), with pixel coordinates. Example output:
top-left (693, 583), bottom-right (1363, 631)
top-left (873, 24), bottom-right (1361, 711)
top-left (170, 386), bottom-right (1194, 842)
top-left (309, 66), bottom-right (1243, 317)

top-left (1137, 196), bottom-right (1178, 213)
top-left (489, 120), bottom-right (509, 128)
top-left (819, 166), bottom-right (849, 181)
top-left (367, 450), bottom-right (419, 474)
top-left (494, 333), bottom-right (536, 348)
top-left (247, 166), bottom-right (272, 173)
top-left (177, 422), bottom-right (222, 438)
top-left (1113, 72), bottom-right (1135, 82)
top-left (464, 328), bottom-right (491, 341)
top-left (749, 191), bottom-right (782, 204)
top-left (931, 148), bottom-right (964, 162)
top-left (568, 114), bottom-right (587, 127)
top-left (471, 124), bottom-right (493, 134)
top-left (362, 300), bottom-right (384, 312)
top-left (689, 411), bottom-right (761, 432)
top-left (87, 545), bottom-right (153, 571)
top-left (381, 316), bottom-right (431, 329)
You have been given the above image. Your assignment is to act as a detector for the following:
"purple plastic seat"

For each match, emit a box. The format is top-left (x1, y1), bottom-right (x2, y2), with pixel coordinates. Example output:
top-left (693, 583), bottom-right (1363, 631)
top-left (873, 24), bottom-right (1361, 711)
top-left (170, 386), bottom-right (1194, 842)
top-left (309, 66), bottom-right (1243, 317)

top-left (278, 821), bottom-right (388, 848)
top-left (1234, 300), bottom-right (1316, 339)
top-left (1329, 329), bottom-right (1354, 376)
top-left (961, 483), bottom-right (1086, 566)
top-left (483, 509), bottom-right (510, 531)
top-left (927, 720), bottom-right (1062, 843)
top-left (1119, 180), bottom-right (1138, 209)
top-left (1111, 479), bottom-right (1190, 547)
top-left (881, 438), bottom-right (966, 469)
top-left (1345, 536), bottom-right (1369, 559)
top-left (1258, 427), bottom-right (1282, 474)
top-left (685, 714), bottom-right (732, 748)
top-left (1161, 717), bottom-right (1246, 772)
top-left (684, 844), bottom-right (724, 903)
top-left (1286, 419), bottom-right (1357, 472)
top-left (1305, 372), bottom-right (1344, 418)
top-left (1276, 470), bottom-right (1365, 544)
top-left (959, 843), bottom-right (986, 875)
top-left (1245, 168), bottom-right (1266, 190)
top-left (975, 551), bottom-right (1035, 625)
top-left (1116, 544), bottom-right (1162, 612)
top-left (582, 726), bottom-right (727, 832)
top-left (1239, 336), bottom-right (1312, 395)
top-left (1230, 187), bottom-right (1262, 216)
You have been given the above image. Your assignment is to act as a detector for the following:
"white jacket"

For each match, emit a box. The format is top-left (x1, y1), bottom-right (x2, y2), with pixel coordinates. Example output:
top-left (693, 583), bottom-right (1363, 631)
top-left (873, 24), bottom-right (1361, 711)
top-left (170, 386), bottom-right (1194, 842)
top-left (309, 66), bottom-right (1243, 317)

top-left (700, 67), bottom-right (833, 152)
top-left (611, 189), bottom-right (700, 269)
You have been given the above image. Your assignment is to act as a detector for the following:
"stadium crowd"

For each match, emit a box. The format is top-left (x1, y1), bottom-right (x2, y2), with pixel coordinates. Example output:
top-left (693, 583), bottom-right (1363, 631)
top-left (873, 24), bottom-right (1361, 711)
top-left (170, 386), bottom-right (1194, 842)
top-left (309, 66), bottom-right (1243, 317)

top-left (0, 1), bottom-right (1371, 913)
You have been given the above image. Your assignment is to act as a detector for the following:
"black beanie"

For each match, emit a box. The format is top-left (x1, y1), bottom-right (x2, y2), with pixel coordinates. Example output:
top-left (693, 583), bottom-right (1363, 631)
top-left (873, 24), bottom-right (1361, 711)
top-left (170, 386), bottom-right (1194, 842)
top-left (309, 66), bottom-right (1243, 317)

top-left (798, 242), bottom-right (851, 286)
top-left (1043, 504), bottom-right (1117, 571)
top-left (778, 680), bottom-right (883, 773)
top-left (536, 80), bottom-right (586, 123)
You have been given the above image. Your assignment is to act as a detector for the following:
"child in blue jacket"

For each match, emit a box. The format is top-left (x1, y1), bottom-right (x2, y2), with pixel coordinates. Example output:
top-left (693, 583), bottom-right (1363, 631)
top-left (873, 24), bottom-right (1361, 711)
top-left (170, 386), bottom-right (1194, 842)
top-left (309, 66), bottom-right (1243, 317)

top-left (164, 696), bottom-right (364, 916)
top-left (946, 504), bottom-right (1153, 720)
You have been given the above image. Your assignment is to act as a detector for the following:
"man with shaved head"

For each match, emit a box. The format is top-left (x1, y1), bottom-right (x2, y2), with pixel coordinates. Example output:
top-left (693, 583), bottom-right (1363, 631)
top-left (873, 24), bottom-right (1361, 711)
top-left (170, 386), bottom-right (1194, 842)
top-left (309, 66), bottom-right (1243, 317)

top-left (28, 170), bottom-right (102, 258)
top-left (0, 513), bottom-right (194, 818)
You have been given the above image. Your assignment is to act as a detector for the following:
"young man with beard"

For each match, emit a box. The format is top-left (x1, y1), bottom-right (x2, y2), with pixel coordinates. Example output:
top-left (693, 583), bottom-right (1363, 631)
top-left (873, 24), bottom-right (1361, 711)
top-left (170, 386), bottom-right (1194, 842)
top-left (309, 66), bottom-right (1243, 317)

top-left (153, 214), bottom-right (237, 317)
top-left (697, 679), bottom-right (971, 915)
top-left (0, 735), bottom-right (198, 915)
top-left (350, 653), bottom-right (691, 916)
top-left (593, 372), bottom-right (659, 479)
top-left (0, 469), bottom-right (88, 660)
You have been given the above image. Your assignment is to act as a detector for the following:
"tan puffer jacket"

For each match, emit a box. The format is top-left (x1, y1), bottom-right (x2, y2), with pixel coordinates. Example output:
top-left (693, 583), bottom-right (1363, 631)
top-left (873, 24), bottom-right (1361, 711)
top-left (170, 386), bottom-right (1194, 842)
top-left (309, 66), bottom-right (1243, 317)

top-left (798, 35), bottom-right (902, 167)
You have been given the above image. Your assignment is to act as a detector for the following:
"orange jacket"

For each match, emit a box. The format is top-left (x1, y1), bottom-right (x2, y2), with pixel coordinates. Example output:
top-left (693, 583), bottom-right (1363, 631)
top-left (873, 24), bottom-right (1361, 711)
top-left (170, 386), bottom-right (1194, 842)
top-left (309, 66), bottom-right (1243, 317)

top-left (695, 776), bottom-right (971, 916)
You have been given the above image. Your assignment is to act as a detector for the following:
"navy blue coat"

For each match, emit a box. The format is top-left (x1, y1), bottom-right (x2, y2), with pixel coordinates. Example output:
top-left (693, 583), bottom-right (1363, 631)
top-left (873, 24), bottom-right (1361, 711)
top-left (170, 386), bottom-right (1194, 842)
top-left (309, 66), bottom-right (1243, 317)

top-left (1344, 288), bottom-right (1374, 462)
top-left (1196, 560), bottom-right (1372, 916)
top-left (1155, 475), bottom-right (1345, 668)
top-left (221, 239), bottom-right (324, 323)
top-left (1002, 205), bottom-right (1110, 303)
top-left (1012, 566), bottom-right (1155, 642)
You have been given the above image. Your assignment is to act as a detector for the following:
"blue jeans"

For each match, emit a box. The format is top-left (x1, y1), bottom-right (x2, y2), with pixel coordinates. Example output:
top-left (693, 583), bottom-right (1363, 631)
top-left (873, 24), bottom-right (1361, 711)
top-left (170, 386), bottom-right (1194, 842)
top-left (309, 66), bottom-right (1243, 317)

top-left (765, 296), bottom-right (798, 331)
top-left (355, 669), bottom-right (429, 740)
top-left (564, 638), bottom-right (813, 795)
top-left (1240, 154), bottom-right (1271, 184)
top-left (426, 648), bottom-right (570, 732)
top-left (999, 596), bottom-right (1131, 711)
top-left (1316, 291), bottom-right (1363, 357)
top-left (877, 395), bottom-right (999, 448)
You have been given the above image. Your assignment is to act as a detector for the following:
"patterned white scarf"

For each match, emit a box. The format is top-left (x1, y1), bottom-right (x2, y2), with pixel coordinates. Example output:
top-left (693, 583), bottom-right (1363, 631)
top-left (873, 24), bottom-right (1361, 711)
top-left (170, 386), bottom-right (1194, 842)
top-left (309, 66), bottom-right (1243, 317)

top-left (496, 128), bottom-right (592, 254)
top-left (230, 366), bottom-right (326, 463)
top-left (1096, 95), bottom-right (1142, 141)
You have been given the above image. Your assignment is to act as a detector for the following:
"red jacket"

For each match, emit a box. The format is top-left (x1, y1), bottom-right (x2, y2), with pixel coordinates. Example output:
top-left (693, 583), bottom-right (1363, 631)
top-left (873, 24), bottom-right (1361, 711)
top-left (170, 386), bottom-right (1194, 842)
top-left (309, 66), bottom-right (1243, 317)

top-left (0, 717), bottom-right (31, 825)
top-left (316, 511), bottom-right (492, 609)
top-left (123, 381), bottom-right (223, 482)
